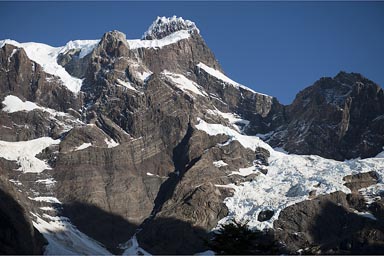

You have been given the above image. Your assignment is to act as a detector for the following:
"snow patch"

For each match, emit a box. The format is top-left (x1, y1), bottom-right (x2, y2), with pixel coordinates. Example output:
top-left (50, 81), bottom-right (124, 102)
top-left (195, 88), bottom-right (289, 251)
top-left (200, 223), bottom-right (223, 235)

top-left (116, 78), bottom-right (138, 92)
top-left (197, 62), bottom-right (270, 97)
top-left (136, 70), bottom-right (152, 83)
top-left (121, 235), bottom-right (150, 256)
top-left (353, 210), bottom-right (377, 221)
top-left (2, 95), bottom-right (67, 117)
top-left (213, 160), bottom-right (228, 168)
top-left (75, 143), bottom-right (92, 151)
top-left (32, 213), bottom-right (111, 255)
top-left (35, 178), bottom-right (56, 186)
top-left (195, 118), bottom-right (273, 153)
top-left (128, 30), bottom-right (191, 50)
top-left (207, 108), bottom-right (250, 133)
top-left (162, 71), bottom-right (207, 97)
top-left (104, 138), bottom-right (119, 148)
top-left (0, 137), bottom-right (60, 173)
top-left (231, 166), bottom-right (257, 177)
top-left (59, 39), bottom-right (99, 58)
top-left (30, 196), bottom-right (61, 204)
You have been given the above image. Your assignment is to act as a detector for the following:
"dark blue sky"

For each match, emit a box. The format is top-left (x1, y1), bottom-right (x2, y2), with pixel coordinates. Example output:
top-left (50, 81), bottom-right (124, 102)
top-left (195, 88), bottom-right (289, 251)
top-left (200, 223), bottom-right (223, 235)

top-left (1, 1), bottom-right (383, 104)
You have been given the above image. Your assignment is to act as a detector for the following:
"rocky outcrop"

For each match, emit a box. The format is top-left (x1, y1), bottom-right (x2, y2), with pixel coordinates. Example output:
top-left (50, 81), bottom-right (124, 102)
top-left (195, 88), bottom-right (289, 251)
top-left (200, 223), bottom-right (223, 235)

top-left (142, 16), bottom-right (199, 40)
top-left (275, 191), bottom-right (384, 254)
top-left (0, 44), bottom-right (82, 112)
top-left (267, 72), bottom-right (384, 160)
top-left (343, 171), bottom-right (380, 192)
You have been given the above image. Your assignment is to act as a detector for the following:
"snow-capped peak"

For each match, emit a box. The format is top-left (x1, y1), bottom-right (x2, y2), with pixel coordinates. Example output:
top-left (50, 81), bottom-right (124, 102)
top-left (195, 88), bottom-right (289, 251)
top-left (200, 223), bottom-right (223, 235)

top-left (142, 15), bottom-right (199, 40)
top-left (59, 39), bottom-right (99, 58)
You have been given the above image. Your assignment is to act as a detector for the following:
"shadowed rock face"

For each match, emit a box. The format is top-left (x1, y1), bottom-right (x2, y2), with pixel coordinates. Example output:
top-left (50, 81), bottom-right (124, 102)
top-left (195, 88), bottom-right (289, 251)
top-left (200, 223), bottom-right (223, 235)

top-left (275, 191), bottom-right (384, 254)
top-left (0, 160), bottom-right (46, 254)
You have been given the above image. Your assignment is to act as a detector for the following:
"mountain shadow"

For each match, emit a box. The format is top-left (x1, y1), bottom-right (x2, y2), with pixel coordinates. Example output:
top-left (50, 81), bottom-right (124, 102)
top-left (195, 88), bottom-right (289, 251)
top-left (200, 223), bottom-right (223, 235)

top-left (137, 216), bottom-right (210, 255)
top-left (309, 201), bottom-right (384, 254)
top-left (0, 187), bottom-right (46, 254)
top-left (62, 201), bottom-right (138, 254)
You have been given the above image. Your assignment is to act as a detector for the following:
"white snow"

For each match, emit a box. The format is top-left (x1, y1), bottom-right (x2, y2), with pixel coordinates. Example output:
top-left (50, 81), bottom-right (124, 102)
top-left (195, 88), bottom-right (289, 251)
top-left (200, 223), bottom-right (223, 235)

top-left (30, 196), bottom-right (61, 204)
top-left (0, 137), bottom-right (60, 173)
top-left (196, 117), bottom-right (384, 231)
top-left (353, 210), bottom-right (377, 221)
top-left (207, 108), bottom-right (250, 133)
top-left (0, 39), bottom-right (22, 48)
top-left (9, 179), bottom-right (22, 186)
top-left (19, 42), bottom-right (83, 93)
top-left (59, 39), bottom-right (99, 58)
top-left (32, 213), bottom-right (111, 255)
top-left (213, 160), bottom-right (228, 168)
top-left (195, 118), bottom-right (273, 153)
top-left (121, 235), bottom-right (150, 256)
top-left (104, 138), bottom-right (119, 148)
top-left (75, 143), bottom-right (92, 151)
top-left (230, 166), bottom-right (257, 177)
top-left (8, 48), bottom-right (18, 62)
top-left (40, 207), bottom-right (56, 212)
top-left (136, 70), bottom-right (153, 83)
top-left (116, 78), bottom-right (138, 92)
top-left (128, 30), bottom-right (191, 50)
top-left (142, 15), bottom-right (199, 40)
top-left (197, 62), bottom-right (271, 97)
top-left (0, 39), bottom-right (86, 93)
top-left (2, 95), bottom-right (67, 117)
top-left (2, 95), bottom-right (41, 113)
top-left (35, 178), bottom-right (56, 186)
top-left (162, 71), bottom-right (207, 97)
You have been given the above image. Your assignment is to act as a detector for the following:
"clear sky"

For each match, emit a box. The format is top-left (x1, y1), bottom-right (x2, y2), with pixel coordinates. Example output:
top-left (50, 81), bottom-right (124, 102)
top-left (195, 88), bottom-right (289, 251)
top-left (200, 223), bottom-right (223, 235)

top-left (1, 1), bottom-right (383, 104)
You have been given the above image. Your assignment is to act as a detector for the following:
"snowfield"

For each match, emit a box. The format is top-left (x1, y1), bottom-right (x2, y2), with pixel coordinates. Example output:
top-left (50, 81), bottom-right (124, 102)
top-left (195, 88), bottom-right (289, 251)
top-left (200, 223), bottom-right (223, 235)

top-left (197, 62), bottom-right (271, 97)
top-left (196, 118), bottom-right (384, 230)
top-left (32, 213), bottom-right (111, 255)
top-left (128, 30), bottom-right (191, 49)
top-left (2, 95), bottom-right (67, 116)
top-left (162, 71), bottom-right (208, 97)
top-left (0, 137), bottom-right (60, 173)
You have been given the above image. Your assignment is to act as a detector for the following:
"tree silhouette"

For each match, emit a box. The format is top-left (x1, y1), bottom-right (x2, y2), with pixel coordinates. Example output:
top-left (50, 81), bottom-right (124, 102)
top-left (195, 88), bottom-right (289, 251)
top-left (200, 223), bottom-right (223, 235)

top-left (208, 219), bottom-right (280, 255)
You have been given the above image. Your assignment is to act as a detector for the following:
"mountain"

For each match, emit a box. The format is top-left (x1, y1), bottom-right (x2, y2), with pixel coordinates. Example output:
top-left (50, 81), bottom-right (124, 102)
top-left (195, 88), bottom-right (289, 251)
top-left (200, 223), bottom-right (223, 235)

top-left (0, 16), bottom-right (383, 255)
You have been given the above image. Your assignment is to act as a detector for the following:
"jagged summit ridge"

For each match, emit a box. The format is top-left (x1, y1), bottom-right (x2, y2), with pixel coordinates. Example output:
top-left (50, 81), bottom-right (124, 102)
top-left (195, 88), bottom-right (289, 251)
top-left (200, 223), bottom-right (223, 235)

top-left (142, 15), bottom-right (200, 40)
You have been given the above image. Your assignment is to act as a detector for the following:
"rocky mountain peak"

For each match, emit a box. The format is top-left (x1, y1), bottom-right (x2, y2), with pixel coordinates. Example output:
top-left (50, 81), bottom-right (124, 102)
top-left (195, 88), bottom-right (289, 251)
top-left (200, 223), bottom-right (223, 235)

top-left (95, 30), bottom-right (129, 58)
top-left (142, 16), bottom-right (200, 40)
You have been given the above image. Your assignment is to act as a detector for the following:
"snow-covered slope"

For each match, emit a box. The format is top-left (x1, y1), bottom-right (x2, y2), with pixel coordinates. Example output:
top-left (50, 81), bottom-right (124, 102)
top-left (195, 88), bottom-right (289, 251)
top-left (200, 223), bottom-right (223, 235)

top-left (161, 71), bottom-right (208, 97)
top-left (196, 118), bottom-right (384, 230)
top-left (0, 39), bottom-right (99, 93)
top-left (197, 62), bottom-right (270, 97)
top-left (59, 39), bottom-right (99, 58)
top-left (0, 137), bottom-right (60, 173)
top-left (128, 30), bottom-right (191, 50)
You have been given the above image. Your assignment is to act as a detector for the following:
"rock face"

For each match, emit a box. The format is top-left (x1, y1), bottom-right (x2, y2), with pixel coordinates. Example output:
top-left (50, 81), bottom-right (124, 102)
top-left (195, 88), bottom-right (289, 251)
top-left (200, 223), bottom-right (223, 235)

top-left (0, 160), bottom-right (46, 254)
top-left (275, 191), bottom-right (384, 254)
top-left (267, 72), bottom-right (384, 160)
top-left (0, 15), bottom-right (383, 255)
